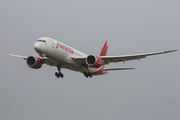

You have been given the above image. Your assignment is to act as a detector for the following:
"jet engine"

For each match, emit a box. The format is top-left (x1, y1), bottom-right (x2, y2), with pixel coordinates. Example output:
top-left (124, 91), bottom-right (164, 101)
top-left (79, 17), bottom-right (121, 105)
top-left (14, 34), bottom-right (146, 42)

top-left (26, 56), bottom-right (43, 69)
top-left (86, 55), bottom-right (102, 68)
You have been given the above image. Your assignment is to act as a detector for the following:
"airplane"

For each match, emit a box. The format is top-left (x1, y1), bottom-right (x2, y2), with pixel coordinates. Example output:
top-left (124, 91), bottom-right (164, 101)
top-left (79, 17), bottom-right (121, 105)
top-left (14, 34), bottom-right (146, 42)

top-left (8, 37), bottom-right (178, 78)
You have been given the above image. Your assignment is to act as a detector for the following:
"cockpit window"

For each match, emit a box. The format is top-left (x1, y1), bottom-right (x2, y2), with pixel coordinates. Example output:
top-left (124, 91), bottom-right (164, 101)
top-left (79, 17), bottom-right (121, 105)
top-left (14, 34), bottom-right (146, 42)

top-left (37, 40), bottom-right (46, 42)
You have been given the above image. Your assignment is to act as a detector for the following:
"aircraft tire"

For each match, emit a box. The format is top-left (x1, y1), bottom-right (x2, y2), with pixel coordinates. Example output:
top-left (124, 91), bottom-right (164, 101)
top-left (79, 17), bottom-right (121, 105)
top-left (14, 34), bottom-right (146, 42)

top-left (60, 74), bottom-right (64, 78)
top-left (55, 72), bottom-right (58, 76)
top-left (88, 72), bottom-right (92, 78)
top-left (57, 74), bottom-right (60, 78)
top-left (84, 72), bottom-right (92, 78)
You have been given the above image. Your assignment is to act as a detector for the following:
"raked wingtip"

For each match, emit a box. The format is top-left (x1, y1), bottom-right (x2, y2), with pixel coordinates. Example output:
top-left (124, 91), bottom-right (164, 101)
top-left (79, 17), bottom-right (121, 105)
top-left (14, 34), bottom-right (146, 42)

top-left (166, 49), bottom-right (178, 53)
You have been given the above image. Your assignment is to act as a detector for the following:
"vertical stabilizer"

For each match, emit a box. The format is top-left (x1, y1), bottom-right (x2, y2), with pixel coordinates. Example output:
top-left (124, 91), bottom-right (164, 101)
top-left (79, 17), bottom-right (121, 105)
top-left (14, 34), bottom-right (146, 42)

top-left (99, 40), bottom-right (109, 56)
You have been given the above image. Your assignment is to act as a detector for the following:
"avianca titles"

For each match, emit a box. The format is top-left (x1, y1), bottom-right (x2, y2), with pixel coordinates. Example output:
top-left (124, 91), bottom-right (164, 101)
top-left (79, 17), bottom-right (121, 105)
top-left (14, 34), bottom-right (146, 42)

top-left (8, 37), bottom-right (178, 78)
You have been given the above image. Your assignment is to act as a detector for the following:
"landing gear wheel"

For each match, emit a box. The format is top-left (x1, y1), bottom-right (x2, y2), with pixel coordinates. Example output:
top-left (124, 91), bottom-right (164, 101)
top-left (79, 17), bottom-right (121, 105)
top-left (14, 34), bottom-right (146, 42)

top-left (60, 74), bottom-right (64, 78)
top-left (55, 72), bottom-right (58, 76)
top-left (55, 66), bottom-right (64, 78)
top-left (55, 72), bottom-right (59, 78)
top-left (88, 72), bottom-right (92, 78)
top-left (55, 72), bottom-right (64, 78)
top-left (84, 72), bottom-right (92, 78)
top-left (57, 75), bottom-right (60, 78)
top-left (59, 73), bottom-right (64, 78)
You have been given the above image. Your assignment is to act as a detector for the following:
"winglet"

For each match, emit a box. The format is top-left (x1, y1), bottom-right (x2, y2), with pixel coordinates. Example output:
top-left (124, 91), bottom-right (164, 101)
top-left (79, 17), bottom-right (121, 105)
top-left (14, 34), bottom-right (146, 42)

top-left (99, 40), bottom-right (109, 56)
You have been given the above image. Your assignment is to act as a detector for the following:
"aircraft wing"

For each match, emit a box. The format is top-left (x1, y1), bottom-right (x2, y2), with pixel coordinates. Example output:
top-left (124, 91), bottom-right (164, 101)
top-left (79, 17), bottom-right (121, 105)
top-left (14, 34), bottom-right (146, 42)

top-left (73, 50), bottom-right (178, 65)
top-left (7, 53), bottom-right (58, 66)
top-left (100, 50), bottom-right (177, 65)
top-left (7, 52), bottom-right (28, 60)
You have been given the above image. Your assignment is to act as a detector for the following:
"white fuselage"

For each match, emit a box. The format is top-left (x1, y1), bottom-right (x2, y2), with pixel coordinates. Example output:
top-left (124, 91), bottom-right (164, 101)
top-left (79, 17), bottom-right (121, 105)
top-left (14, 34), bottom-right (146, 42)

top-left (34, 37), bottom-right (107, 75)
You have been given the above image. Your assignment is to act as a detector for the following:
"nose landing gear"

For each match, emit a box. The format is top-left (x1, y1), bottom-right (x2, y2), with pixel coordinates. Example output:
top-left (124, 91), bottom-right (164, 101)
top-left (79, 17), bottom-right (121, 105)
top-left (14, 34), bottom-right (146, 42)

top-left (39, 54), bottom-right (45, 64)
top-left (83, 65), bottom-right (92, 78)
top-left (55, 65), bottom-right (64, 78)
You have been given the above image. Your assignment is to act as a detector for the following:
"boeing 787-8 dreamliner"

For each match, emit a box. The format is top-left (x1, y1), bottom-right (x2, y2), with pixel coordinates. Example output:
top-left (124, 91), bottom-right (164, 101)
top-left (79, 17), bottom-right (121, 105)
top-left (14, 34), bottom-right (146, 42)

top-left (8, 37), bottom-right (177, 78)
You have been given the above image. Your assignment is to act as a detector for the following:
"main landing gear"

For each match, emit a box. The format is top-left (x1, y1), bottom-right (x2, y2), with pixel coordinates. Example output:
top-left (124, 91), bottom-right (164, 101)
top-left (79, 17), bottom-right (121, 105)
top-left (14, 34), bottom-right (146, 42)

top-left (83, 65), bottom-right (92, 78)
top-left (84, 72), bottom-right (92, 78)
top-left (55, 66), bottom-right (64, 78)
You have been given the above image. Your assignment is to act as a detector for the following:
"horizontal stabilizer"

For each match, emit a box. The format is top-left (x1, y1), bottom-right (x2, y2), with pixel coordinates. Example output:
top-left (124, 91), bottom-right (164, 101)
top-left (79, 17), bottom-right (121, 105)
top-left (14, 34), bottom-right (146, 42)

top-left (104, 68), bottom-right (135, 71)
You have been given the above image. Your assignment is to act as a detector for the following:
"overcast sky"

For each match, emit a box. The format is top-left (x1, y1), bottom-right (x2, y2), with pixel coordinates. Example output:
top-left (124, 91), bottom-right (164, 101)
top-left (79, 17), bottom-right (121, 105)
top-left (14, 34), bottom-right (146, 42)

top-left (0, 0), bottom-right (180, 120)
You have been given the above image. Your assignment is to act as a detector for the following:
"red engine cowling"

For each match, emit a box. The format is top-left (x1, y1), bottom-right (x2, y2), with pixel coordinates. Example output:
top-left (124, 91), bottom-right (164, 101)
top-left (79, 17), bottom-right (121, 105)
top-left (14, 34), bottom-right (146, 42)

top-left (26, 56), bottom-right (42, 69)
top-left (86, 55), bottom-right (102, 68)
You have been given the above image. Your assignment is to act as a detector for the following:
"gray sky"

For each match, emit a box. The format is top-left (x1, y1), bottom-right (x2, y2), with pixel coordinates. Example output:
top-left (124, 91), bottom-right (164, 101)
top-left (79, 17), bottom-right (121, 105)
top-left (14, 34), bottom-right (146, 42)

top-left (0, 0), bottom-right (180, 120)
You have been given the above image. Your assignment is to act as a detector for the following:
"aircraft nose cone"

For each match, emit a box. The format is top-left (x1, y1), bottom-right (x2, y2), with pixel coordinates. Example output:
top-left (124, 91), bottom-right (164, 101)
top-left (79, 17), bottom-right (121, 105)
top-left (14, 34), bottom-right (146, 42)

top-left (34, 42), bottom-right (41, 52)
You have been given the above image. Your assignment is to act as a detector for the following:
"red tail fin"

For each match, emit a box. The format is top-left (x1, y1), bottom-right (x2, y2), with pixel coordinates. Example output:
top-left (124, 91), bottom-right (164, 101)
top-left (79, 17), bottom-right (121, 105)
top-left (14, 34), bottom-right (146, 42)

top-left (99, 40), bottom-right (109, 56)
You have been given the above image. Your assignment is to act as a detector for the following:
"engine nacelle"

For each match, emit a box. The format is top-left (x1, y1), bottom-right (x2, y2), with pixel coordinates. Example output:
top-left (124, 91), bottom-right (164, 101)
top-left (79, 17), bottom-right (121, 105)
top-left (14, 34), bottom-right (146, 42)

top-left (26, 56), bottom-right (42, 69)
top-left (86, 55), bottom-right (102, 68)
